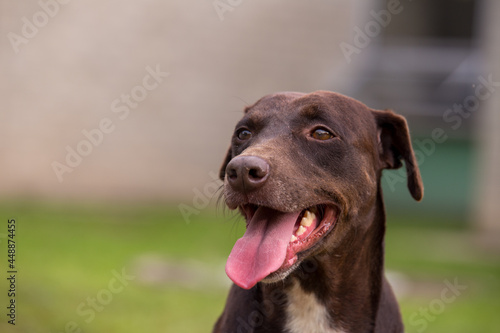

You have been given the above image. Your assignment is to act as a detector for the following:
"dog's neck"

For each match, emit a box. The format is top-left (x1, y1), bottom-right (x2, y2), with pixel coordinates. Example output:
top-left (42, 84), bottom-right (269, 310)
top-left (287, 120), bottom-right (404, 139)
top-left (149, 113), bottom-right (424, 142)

top-left (260, 199), bottom-right (387, 333)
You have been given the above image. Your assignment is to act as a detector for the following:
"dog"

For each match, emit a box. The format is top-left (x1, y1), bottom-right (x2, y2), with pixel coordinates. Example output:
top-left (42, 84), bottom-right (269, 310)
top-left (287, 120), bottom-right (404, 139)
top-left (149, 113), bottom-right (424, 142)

top-left (213, 91), bottom-right (423, 333)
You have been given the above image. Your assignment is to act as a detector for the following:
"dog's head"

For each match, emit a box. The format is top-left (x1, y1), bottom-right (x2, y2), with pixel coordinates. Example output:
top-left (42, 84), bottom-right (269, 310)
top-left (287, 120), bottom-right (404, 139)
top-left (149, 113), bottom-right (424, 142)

top-left (219, 91), bottom-right (423, 289)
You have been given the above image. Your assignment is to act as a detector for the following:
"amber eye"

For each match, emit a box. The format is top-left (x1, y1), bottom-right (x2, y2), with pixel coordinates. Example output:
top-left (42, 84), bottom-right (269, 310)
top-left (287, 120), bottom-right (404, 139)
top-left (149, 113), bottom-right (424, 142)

top-left (311, 128), bottom-right (334, 141)
top-left (237, 129), bottom-right (252, 141)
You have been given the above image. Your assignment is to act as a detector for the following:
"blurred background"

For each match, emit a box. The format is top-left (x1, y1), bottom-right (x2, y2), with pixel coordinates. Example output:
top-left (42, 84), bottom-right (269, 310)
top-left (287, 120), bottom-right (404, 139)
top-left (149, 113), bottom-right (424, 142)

top-left (1, 0), bottom-right (499, 332)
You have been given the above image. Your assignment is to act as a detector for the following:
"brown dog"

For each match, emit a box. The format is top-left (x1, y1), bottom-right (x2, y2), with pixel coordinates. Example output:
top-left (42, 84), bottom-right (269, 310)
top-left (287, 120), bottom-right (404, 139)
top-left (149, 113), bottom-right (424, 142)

top-left (214, 91), bottom-right (423, 333)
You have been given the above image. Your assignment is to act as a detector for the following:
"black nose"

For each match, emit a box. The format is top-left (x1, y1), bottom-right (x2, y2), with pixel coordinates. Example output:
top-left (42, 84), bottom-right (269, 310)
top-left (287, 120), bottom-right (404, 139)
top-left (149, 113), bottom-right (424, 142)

top-left (226, 156), bottom-right (270, 193)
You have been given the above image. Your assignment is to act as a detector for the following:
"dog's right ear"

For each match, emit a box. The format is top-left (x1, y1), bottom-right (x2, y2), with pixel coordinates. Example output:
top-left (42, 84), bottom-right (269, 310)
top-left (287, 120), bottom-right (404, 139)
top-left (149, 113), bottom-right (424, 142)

top-left (219, 147), bottom-right (232, 181)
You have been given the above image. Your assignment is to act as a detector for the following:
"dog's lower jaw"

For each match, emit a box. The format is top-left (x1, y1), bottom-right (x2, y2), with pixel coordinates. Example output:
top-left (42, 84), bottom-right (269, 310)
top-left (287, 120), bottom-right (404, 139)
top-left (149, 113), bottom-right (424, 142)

top-left (230, 203), bottom-right (339, 288)
top-left (260, 262), bottom-right (300, 284)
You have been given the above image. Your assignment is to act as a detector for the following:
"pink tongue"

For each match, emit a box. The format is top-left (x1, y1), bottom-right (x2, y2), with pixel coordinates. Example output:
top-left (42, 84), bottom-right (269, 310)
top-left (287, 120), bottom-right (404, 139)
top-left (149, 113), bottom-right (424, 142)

top-left (225, 207), bottom-right (301, 289)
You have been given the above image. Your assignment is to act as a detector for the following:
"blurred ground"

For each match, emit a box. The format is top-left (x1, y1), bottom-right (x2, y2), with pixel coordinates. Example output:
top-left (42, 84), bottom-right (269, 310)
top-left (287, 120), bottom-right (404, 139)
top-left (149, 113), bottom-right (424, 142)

top-left (0, 202), bottom-right (499, 333)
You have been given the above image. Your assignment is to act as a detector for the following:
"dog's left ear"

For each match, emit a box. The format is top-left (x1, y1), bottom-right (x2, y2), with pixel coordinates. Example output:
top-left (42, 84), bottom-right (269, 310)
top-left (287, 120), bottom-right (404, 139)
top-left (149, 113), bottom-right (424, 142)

top-left (219, 147), bottom-right (232, 181)
top-left (372, 109), bottom-right (423, 201)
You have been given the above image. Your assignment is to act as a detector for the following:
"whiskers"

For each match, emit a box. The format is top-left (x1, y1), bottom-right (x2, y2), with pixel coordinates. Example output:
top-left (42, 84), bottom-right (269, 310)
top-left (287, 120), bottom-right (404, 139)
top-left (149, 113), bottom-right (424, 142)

top-left (214, 183), bottom-right (245, 236)
top-left (214, 183), bottom-right (226, 213)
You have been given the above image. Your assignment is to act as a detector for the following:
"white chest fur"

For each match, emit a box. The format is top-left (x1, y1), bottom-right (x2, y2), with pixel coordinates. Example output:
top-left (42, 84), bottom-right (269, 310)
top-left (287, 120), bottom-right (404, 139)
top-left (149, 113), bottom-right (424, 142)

top-left (285, 281), bottom-right (345, 333)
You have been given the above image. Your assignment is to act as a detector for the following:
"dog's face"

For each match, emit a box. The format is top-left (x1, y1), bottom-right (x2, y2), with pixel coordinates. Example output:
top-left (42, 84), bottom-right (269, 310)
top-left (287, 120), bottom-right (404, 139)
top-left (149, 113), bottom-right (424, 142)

top-left (220, 91), bottom-right (422, 289)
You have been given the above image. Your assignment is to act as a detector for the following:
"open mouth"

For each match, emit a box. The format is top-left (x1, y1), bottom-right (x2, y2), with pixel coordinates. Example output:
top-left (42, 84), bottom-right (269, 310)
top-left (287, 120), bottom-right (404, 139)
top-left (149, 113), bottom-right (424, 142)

top-left (225, 204), bottom-right (337, 289)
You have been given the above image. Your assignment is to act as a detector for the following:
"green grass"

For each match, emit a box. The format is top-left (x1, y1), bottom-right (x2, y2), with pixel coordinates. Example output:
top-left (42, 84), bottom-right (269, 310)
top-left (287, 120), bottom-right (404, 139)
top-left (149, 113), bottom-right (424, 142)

top-left (384, 216), bottom-right (500, 333)
top-left (0, 202), bottom-right (499, 332)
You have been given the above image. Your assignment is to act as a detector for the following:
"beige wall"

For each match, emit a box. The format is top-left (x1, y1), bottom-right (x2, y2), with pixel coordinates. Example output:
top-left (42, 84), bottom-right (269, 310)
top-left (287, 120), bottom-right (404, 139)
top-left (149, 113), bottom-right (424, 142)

top-left (0, 0), bottom-right (354, 202)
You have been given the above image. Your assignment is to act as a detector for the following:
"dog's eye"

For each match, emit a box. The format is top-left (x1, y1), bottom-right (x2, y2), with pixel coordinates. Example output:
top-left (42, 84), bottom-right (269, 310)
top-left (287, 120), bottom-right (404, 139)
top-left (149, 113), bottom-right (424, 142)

top-left (311, 128), bottom-right (334, 141)
top-left (237, 129), bottom-right (252, 141)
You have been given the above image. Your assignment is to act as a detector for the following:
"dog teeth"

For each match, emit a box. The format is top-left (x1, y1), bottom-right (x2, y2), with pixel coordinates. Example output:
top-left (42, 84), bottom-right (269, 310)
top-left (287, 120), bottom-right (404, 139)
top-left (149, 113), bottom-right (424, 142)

top-left (296, 225), bottom-right (307, 236)
top-left (300, 210), bottom-right (316, 227)
top-left (290, 209), bottom-right (317, 243)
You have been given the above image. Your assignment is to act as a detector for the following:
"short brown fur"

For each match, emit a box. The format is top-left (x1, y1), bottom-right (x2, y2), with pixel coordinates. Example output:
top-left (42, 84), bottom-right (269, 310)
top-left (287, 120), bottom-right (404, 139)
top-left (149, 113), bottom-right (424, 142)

top-left (214, 91), bottom-right (422, 333)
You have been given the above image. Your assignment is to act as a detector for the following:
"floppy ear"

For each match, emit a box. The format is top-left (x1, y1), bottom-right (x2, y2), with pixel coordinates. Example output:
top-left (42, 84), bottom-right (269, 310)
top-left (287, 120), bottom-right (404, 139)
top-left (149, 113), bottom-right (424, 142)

top-left (219, 147), bottom-right (232, 181)
top-left (372, 109), bottom-right (423, 201)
